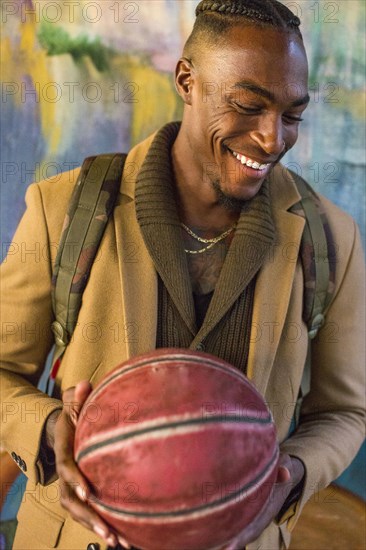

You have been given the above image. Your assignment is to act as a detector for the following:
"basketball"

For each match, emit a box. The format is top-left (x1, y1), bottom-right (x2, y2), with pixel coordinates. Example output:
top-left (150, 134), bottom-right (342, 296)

top-left (74, 349), bottom-right (279, 550)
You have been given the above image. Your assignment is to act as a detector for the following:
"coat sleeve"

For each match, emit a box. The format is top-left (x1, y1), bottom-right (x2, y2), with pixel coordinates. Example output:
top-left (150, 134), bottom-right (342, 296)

top-left (280, 217), bottom-right (366, 532)
top-left (0, 182), bottom-right (65, 485)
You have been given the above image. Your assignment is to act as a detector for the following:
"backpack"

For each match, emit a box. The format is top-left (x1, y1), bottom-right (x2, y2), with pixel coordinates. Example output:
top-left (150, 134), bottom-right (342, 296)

top-left (48, 153), bottom-right (336, 420)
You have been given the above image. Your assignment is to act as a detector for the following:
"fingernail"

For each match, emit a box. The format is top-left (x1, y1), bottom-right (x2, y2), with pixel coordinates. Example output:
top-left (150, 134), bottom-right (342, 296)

top-left (118, 536), bottom-right (131, 549)
top-left (107, 535), bottom-right (117, 547)
top-left (76, 486), bottom-right (87, 502)
top-left (70, 410), bottom-right (78, 426)
top-left (94, 525), bottom-right (108, 539)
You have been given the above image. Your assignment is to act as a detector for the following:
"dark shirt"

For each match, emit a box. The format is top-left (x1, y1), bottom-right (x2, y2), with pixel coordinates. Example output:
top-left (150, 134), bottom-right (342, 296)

top-left (193, 290), bottom-right (214, 330)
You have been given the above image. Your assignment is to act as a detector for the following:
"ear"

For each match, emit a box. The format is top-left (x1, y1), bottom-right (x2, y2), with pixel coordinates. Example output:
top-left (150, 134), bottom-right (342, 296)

top-left (175, 57), bottom-right (195, 106)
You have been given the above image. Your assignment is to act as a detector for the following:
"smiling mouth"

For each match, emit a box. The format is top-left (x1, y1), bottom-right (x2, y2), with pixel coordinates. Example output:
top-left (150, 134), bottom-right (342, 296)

top-left (227, 148), bottom-right (271, 171)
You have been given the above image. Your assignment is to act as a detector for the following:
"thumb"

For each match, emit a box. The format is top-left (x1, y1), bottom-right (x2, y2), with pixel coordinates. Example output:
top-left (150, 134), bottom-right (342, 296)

top-left (276, 454), bottom-right (292, 483)
top-left (62, 381), bottom-right (93, 426)
top-left (277, 465), bottom-right (291, 483)
top-left (71, 381), bottom-right (93, 425)
top-left (74, 380), bottom-right (93, 405)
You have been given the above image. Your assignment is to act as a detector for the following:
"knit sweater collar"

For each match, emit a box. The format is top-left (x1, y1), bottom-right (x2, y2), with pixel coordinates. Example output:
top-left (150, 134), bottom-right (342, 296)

top-left (135, 122), bottom-right (276, 338)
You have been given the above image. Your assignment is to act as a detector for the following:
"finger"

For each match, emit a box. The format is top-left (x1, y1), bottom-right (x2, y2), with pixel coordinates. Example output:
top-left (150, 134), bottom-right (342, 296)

top-left (54, 383), bottom-right (117, 546)
top-left (229, 476), bottom-right (295, 549)
top-left (74, 380), bottom-right (93, 404)
top-left (117, 534), bottom-right (131, 549)
top-left (62, 381), bottom-right (93, 426)
top-left (56, 442), bottom-right (91, 502)
top-left (61, 386), bottom-right (76, 402)
top-left (60, 388), bottom-right (79, 427)
top-left (71, 381), bottom-right (92, 425)
top-left (278, 453), bottom-right (292, 470)
top-left (276, 453), bottom-right (292, 483)
top-left (222, 455), bottom-right (297, 549)
top-left (61, 381), bottom-right (92, 410)
top-left (276, 465), bottom-right (291, 483)
top-left (54, 409), bottom-right (91, 499)
top-left (59, 477), bottom-right (117, 547)
top-left (219, 540), bottom-right (238, 550)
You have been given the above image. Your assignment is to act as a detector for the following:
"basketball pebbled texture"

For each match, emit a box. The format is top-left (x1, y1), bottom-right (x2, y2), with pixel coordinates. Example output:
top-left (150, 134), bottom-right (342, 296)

top-left (74, 349), bottom-right (279, 550)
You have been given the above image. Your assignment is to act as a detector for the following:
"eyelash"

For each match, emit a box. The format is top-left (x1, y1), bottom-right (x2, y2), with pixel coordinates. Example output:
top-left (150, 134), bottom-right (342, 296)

top-left (284, 115), bottom-right (304, 123)
top-left (234, 103), bottom-right (260, 114)
top-left (233, 103), bottom-right (304, 122)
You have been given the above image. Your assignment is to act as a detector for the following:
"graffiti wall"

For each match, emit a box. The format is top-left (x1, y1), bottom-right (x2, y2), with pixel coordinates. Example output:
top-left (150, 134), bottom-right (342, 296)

top-left (1, 0), bottom-right (365, 507)
top-left (1, 0), bottom-right (365, 247)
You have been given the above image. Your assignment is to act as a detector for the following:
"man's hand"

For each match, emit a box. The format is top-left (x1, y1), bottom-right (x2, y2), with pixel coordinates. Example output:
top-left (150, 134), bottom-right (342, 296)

top-left (220, 454), bottom-right (305, 550)
top-left (47, 381), bottom-right (131, 549)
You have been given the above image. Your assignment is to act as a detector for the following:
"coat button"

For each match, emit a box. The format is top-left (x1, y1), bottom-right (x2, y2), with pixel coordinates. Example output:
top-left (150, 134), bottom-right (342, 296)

top-left (196, 342), bottom-right (205, 352)
top-left (87, 544), bottom-right (100, 550)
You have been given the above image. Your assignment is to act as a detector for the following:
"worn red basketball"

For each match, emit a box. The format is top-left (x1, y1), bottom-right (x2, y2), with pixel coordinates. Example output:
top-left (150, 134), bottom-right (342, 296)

top-left (74, 349), bottom-right (279, 550)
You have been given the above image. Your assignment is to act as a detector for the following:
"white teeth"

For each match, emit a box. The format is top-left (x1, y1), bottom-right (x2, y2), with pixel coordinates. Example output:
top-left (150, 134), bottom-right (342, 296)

top-left (231, 149), bottom-right (270, 171)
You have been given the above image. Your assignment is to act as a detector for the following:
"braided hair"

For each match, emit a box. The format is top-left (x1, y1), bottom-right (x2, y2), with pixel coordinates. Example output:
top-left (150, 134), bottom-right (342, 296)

top-left (184, 0), bottom-right (302, 58)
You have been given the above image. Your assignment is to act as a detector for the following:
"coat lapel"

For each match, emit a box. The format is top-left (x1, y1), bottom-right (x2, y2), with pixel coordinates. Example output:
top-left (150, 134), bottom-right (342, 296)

top-left (113, 197), bottom-right (158, 358)
top-left (113, 133), bottom-right (158, 359)
top-left (133, 123), bottom-right (196, 335)
top-left (114, 131), bottom-right (306, 387)
top-left (247, 167), bottom-right (306, 393)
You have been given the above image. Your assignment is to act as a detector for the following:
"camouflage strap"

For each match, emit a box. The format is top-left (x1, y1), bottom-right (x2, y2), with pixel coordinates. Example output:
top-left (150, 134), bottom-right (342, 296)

top-left (290, 171), bottom-right (336, 337)
top-left (290, 170), bottom-right (336, 423)
top-left (50, 153), bottom-right (127, 380)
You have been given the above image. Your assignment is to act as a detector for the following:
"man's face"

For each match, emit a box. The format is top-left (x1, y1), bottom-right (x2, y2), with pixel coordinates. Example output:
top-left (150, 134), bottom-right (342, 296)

top-left (183, 25), bottom-right (309, 203)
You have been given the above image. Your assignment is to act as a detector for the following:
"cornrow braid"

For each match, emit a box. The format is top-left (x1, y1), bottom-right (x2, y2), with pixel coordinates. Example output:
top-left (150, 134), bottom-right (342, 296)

top-left (183, 0), bottom-right (302, 59)
top-left (195, 0), bottom-right (301, 29)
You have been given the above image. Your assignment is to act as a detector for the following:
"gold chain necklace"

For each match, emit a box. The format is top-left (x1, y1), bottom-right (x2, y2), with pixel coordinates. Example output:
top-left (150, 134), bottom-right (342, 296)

top-left (181, 222), bottom-right (236, 255)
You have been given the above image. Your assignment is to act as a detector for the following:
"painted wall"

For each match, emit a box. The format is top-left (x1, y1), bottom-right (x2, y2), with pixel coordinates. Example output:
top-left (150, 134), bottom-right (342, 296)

top-left (1, 0), bottom-right (365, 499)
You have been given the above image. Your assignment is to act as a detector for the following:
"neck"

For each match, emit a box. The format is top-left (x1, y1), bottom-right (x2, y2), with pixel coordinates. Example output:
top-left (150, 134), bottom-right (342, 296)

top-left (171, 127), bottom-right (241, 230)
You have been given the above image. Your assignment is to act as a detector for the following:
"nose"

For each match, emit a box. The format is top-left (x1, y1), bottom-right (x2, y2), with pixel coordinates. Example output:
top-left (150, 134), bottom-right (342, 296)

top-left (250, 114), bottom-right (285, 157)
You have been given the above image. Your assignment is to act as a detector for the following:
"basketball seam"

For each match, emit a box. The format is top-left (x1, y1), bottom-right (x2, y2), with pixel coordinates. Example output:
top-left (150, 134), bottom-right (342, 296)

top-left (87, 447), bottom-right (279, 520)
top-left (88, 354), bottom-right (260, 401)
top-left (76, 414), bottom-right (273, 462)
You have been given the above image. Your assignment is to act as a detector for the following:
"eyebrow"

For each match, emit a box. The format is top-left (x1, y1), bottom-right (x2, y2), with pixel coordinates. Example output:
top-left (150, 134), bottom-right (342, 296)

top-left (233, 80), bottom-right (310, 107)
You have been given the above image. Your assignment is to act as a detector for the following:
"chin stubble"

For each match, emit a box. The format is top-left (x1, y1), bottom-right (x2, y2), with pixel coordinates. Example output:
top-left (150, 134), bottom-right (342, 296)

top-left (210, 179), bottom-right (252, 213)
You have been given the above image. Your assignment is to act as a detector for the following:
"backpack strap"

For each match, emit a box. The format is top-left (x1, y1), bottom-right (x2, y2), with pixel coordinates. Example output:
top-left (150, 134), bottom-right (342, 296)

top-left (49, 153), bottom-right (127, 384)
top-left (290, 171), bottom-right (336, 337)
top-left (289, 170), bottom-right (336, 424)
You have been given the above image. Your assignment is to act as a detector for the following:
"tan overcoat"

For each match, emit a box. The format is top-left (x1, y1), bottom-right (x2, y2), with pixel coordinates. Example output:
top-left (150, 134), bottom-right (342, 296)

top-left (1, 131), bottom-right (365, 550)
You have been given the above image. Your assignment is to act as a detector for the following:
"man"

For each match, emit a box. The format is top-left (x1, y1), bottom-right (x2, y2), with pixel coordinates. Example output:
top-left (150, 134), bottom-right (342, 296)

top-left (1, 1), bottom-right (364, 549)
